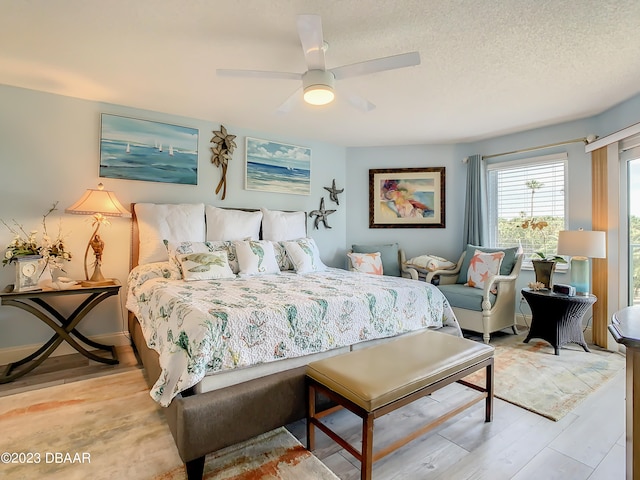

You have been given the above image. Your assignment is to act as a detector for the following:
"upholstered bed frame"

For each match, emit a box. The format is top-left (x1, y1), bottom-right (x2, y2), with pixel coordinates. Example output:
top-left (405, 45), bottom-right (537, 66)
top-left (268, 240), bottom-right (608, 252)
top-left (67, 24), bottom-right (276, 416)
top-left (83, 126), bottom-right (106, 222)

top-left (126, 204), bottom-right (460, 479)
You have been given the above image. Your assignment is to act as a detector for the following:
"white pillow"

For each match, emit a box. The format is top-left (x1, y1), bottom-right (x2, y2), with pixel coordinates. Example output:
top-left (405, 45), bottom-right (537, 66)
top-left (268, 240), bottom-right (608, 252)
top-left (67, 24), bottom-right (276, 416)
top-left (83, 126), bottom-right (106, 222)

top-left (260, 208), bottom-right (306, 242)
top-left (347, 252), bottom-right (383, 275)
top-left (136, 203), bottom-right (205, 265)
top-left (206, 206), bottom-right (262, 241)
top-left (283, 238), bottom-right (326, 274)
top-left (234, 240), bottom-right (280, 276)
top-left (466, 249), bottom-right (505, 292)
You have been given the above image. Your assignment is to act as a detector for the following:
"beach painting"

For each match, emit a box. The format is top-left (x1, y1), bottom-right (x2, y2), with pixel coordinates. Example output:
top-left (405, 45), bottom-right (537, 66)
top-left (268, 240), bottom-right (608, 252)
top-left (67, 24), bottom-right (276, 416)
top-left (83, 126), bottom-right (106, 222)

top-left (245, 137), bottom-right (311, 195)
top-left (369, 167), bottom-right (445, 228)
top-left (99, 114), bottom-right (199, 185)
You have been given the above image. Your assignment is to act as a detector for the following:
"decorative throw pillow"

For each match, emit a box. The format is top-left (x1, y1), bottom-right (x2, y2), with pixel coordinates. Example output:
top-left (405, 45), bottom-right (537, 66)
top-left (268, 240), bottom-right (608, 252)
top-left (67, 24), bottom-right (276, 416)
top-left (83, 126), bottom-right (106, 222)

top-left (466, 249), bottom-right (505, 291)
top-left (457, 244), bottom-right (518, 284)
top-left (234, 240), bottom-right (280, 276)
top-left (347, 252), bottom-right (383, 275)
top-left (272, 241), bottom-right (294, 271)
top-left (351, 243), bottom-right (400, 277)
top-left (177, 250), bottom-right (235, 281)
top-left (205, 206), bottom-right (262, 241)
top-left (206, 240), bottom-right (240, 274)
top-left (283, 238), bottom-right (326, 274)
top-left (405, 254), bottom-right (456, 272)
top-left (260, 208), bottom-right (307, 242)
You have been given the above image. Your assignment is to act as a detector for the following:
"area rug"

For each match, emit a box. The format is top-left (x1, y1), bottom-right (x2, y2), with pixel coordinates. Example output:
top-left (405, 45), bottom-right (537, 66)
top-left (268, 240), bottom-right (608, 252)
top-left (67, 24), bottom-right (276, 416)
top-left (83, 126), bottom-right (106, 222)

top-left (464, 331), bottom-right (625, 421)
top-left (0, 369), bottom-right (337, 479)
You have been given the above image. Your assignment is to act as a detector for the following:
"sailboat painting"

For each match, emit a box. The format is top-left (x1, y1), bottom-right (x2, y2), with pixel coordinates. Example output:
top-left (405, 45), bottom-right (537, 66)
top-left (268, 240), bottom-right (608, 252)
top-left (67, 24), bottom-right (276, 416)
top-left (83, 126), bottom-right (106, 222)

top-left (100, 114), bottom-right (199, 185)
top-left (245, 137), bottom-right (311, 195)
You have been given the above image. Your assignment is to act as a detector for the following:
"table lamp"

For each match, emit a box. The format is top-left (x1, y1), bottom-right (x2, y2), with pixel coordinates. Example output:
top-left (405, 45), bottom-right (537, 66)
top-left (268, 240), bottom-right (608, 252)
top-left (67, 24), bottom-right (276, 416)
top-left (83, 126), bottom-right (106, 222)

top-left (557, 229), bottom-right (606, 296)
top-left (66, 183), bottom-right (130, 286)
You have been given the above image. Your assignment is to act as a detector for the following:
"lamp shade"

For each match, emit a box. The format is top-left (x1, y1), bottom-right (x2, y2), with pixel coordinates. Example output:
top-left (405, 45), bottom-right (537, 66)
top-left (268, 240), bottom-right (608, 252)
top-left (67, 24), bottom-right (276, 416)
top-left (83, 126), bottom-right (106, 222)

top-left (557, 230), bottom-right (606, 259)
top-left (65, 183), bottom-right (130, 217)
top-left (302, 69), bottom-right (335, 106)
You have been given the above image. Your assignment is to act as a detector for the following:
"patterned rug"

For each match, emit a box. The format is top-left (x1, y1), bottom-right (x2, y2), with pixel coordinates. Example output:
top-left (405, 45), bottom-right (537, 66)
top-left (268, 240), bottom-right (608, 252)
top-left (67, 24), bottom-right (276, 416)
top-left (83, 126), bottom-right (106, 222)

top-left (0, 369), bottom-right (337, 479)
top-left (464, 330), bottom-right (625, 421)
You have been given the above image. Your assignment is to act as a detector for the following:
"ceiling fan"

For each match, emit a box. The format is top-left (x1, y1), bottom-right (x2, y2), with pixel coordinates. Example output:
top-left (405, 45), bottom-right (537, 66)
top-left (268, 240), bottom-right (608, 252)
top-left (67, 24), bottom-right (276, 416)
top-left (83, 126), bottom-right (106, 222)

top-left (217, 14), bottom-right (421, 112)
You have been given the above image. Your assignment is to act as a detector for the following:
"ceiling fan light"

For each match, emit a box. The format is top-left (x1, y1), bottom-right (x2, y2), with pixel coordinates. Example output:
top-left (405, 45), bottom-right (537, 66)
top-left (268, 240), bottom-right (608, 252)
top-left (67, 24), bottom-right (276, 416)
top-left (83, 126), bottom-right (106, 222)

top-left (303, 85), bottom-right (335, 105)
top-left (302, 69), bottom-right (335, 106)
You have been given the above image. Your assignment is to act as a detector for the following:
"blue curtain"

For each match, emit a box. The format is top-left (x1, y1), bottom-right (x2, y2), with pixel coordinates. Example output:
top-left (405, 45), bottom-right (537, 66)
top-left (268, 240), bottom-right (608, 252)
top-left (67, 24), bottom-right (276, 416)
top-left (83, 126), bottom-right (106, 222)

top-left (462, 154), bottom-right (487, 247)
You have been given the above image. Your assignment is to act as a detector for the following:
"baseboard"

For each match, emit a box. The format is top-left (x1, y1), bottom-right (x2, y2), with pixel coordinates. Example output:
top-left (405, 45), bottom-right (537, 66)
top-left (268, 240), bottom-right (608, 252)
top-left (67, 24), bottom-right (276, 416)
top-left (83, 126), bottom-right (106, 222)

top-left (0, 332), bottom-right (131, 365)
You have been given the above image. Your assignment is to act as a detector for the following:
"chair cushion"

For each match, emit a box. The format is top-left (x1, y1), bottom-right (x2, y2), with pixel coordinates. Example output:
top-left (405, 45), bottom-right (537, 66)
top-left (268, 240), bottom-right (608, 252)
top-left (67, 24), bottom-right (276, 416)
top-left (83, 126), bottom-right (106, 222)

top-left (352, 243), bottom-right (400, 277)
top-left (438, 284), bottom-right (497, 311)
top-left (457, 244), bottom-right (518, 284)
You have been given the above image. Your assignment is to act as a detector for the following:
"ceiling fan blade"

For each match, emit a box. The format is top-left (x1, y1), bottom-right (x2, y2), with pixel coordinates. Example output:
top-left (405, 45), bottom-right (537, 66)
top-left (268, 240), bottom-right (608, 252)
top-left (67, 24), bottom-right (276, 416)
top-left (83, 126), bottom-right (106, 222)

top-left (275, 87), bottom-right (302, 114)
top-left (331, 51), bottom-right (420, 80)
top-left (217, 69), bottom-right (301, 81)
top-left (296, 14), bottom-right (326, 71)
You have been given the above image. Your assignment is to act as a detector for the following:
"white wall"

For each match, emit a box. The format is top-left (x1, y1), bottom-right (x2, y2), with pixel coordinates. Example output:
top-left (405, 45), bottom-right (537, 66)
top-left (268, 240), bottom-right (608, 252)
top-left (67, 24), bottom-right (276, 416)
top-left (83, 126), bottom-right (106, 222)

top-left (0, 85), bottom-right (346, 352)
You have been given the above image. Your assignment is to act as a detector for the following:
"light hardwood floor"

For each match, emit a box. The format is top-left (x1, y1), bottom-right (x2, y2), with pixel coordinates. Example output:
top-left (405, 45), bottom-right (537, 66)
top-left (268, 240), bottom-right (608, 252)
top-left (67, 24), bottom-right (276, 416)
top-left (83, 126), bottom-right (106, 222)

top-left (0, 345), bottom-right (625, 479)
top-left (287, 368), bottom-right (626, 479)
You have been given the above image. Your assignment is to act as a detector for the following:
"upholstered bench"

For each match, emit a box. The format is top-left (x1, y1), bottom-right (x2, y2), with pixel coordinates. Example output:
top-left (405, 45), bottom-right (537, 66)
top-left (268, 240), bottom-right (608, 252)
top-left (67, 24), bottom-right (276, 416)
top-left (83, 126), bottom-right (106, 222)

top-left (306, 330), bottom-right (494, 480)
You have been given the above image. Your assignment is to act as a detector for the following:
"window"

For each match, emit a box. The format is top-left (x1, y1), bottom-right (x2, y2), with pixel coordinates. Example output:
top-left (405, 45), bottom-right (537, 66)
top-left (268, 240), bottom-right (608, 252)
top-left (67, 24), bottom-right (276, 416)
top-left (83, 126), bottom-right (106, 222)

top-left (487, 153), bottom-right (567, 261)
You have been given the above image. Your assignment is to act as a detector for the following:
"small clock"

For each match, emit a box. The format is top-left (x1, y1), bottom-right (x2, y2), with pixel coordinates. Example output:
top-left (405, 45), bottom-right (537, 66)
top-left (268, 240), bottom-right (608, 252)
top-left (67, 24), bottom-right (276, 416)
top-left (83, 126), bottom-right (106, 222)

top-left (14, 255), bottom-right (44, 292)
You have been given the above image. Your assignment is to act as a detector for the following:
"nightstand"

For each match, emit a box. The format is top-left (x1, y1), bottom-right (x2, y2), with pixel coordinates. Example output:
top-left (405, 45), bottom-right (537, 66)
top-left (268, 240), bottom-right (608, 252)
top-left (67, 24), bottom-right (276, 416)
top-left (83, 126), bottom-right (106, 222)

top-left (0, 282), bottom-right (121, 383)
top-left (521, 288), bottom-right (596, 355)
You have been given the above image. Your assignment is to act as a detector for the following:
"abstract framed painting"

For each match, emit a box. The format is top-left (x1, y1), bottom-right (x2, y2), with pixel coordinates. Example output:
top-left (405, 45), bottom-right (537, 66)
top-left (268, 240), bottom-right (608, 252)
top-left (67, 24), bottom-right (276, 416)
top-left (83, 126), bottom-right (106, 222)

top-left (369, 167), bottom-right (445, 228)
top-left (245, 137), bottom-right (311, 195)
top-left (99, 113), bottom-right (199, 185)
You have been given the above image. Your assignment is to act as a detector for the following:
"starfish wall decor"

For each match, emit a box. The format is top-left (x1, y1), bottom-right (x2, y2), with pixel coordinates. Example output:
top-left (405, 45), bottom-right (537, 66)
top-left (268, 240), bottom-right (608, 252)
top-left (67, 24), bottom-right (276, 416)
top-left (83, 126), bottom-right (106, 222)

top-left (323, 179), bottom-right (344, 205)
top-left (309, 197), bottom-right (336, 229)
top-left (210, 125), bottom-right (237, 200)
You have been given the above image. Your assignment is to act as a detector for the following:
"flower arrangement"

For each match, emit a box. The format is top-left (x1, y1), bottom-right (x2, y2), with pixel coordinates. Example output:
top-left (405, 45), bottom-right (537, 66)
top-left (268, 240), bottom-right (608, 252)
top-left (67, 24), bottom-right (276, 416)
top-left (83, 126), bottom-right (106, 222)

top-left (2, 202), bottom-right (72, 270)
top-left (518, 179), bottom-right (566, 263)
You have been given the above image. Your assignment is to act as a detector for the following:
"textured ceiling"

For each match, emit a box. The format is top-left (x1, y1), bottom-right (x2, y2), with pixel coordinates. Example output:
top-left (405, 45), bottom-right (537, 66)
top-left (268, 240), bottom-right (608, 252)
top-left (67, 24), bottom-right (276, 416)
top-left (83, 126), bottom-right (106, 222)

top-left (1, 0), bottom-right (640, 146)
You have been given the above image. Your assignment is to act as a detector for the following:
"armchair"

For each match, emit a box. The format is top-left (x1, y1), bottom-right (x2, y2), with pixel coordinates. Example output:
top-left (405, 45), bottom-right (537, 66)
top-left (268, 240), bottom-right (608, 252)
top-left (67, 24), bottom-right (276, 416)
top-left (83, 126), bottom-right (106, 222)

top-left (412, 246), bottom-right (523, 343)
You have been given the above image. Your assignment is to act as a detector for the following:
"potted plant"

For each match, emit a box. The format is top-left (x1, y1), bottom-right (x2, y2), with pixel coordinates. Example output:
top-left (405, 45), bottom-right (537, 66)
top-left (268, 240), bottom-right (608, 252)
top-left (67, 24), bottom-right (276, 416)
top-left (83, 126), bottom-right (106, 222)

top-left (530, 252), bottom-right (567, 289)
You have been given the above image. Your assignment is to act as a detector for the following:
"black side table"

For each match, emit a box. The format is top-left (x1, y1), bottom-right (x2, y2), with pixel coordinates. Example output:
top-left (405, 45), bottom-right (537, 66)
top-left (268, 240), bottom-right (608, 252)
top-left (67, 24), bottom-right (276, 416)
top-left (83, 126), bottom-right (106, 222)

top-left (0, 282), bottom-right (121, 383)
top-left (521, 288), bottom-right (596, 355)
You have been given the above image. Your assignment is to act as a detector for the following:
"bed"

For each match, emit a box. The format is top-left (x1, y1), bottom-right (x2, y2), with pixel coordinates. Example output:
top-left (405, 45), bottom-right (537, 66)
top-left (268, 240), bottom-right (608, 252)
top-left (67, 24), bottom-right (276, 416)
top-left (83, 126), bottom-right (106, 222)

top-left (126, 203), bottom-right (462, 479)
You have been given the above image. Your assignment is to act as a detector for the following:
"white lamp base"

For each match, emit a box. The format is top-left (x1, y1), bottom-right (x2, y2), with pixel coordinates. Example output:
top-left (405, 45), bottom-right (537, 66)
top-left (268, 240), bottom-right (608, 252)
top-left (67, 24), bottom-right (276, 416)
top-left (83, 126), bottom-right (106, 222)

top-left (569, 256), bottom-right (590, 296)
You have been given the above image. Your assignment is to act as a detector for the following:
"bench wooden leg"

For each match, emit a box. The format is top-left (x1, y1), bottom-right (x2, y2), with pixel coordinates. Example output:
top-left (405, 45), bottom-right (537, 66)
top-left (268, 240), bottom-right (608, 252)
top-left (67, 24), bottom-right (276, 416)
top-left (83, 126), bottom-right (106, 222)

top-left (361, 414), bottom-right (374, 480)
top-left (307, 383), bottom-right (316, 450)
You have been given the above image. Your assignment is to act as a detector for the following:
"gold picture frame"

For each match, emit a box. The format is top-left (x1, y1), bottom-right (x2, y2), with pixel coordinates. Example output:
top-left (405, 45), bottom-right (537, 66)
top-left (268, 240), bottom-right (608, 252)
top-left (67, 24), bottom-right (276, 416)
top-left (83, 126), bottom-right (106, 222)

top-left (369, 167), bottom-right (445, 228)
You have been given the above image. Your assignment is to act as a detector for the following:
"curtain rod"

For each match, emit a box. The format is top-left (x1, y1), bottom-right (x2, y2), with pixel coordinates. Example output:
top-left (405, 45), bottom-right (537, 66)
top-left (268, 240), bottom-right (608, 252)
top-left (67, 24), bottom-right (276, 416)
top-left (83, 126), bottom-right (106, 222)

top-left (463, 134), bottom-right (597, 163)
top-left (482, 135), bottom-right (597, 160)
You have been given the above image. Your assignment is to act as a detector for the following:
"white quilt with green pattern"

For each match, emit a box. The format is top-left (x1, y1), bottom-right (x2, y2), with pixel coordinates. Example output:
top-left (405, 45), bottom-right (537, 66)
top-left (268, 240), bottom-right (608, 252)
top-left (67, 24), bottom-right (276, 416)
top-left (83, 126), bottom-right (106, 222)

top-left (126, 263), bottom-right (460, 406)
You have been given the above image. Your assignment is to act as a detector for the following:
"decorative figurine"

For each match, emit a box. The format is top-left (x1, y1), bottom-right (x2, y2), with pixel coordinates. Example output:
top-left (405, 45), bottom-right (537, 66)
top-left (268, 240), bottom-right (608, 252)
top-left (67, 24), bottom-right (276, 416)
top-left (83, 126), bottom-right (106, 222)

top-left (323, 179), bottom-right (344, 205)
top-left (309, 197), bottom-right (336, 229)
top-left (210, 125), bottom-right (237, 200)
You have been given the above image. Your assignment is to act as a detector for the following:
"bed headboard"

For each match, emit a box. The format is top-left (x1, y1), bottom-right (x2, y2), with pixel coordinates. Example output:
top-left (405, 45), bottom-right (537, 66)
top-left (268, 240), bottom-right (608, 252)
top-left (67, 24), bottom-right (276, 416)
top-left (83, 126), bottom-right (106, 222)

top-left (129, 203), bottom-right (307, 270)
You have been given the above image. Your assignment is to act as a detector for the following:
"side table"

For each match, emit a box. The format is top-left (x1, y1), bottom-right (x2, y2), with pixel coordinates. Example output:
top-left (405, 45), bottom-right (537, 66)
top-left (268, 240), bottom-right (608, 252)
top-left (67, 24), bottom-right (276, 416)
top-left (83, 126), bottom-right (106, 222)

top-left (0, 282), bottom-right (121, 383)
top-left (521, 288), bottom-right (596, 355)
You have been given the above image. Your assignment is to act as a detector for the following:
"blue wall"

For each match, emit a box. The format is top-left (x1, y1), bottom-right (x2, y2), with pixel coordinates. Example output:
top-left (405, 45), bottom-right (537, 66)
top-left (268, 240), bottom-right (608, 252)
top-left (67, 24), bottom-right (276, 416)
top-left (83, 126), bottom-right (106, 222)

top-left (1, 82), bottom-right (639, 354)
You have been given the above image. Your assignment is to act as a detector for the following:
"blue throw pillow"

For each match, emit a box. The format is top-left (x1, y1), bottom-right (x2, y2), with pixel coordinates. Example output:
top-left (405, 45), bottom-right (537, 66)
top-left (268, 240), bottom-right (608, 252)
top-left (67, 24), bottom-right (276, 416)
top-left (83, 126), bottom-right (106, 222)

top-left (351, 243), bottom-right (400, 277)
top-left (456, 244), bottom-right (518, 284)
